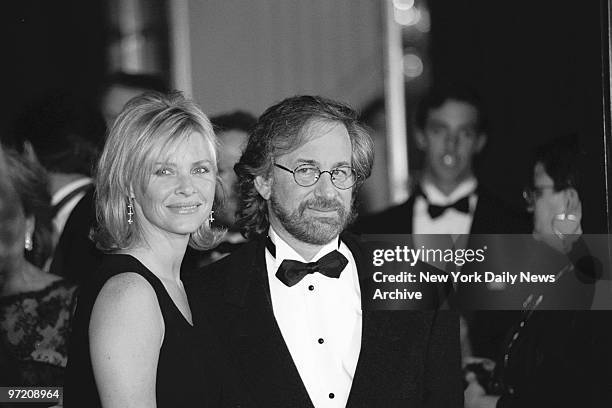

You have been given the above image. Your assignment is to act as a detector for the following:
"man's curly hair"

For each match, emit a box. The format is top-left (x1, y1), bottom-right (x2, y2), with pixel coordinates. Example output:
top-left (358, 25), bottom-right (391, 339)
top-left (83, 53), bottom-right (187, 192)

top-left (234, 95), bottom-right (374, 238)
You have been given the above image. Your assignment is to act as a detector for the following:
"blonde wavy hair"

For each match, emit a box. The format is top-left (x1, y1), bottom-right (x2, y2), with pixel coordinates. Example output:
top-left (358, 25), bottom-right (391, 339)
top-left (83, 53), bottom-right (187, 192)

top-left (95, 91), bottom-right (224, 251)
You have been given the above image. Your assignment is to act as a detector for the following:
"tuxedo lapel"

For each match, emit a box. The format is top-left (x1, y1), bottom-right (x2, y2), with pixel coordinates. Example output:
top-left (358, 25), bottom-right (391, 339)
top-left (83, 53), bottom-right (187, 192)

top-left (341, 234), bottom-right (426, 406)
top-left (469, 186), bottom-right (490, 235)
top-left (469, 186), bottom-right (531, 235)
top-left (400, 194), bottom-right (416, 234)
top-left (219, 237), bottom-right (314, 408)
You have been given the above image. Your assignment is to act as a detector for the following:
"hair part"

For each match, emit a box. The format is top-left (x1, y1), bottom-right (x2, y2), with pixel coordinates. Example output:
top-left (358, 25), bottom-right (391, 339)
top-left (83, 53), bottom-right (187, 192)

top-left (95, 91), bottom-right (224, 251)
top-left (234, 95), bottom-right (374, 238)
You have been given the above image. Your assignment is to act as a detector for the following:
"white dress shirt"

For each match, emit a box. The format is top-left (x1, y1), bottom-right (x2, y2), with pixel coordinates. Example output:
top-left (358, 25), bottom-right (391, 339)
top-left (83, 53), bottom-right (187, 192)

top-left (51, 177), bottom-right (93, 238)
top-left (266, 227), bottom-right (362, 408)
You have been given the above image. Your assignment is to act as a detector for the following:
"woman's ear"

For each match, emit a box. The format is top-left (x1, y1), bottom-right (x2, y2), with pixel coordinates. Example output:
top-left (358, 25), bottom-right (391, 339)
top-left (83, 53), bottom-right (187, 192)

top-left (254, 176), bottom-right (272, 200)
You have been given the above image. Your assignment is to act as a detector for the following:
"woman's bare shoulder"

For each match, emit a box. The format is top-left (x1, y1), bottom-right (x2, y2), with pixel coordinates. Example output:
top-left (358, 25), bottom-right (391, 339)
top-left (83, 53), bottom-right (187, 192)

top-left (92, 272), bottom-right (162, 332)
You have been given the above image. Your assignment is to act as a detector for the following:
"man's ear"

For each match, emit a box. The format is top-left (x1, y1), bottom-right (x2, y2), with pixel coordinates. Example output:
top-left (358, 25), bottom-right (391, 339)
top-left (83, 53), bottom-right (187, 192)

top-left (415, 130), bottom-right (427, 150)
top-left (475, 133), bottom-right (487, 153)
top-left (254, 175), bottom-right (272, 200)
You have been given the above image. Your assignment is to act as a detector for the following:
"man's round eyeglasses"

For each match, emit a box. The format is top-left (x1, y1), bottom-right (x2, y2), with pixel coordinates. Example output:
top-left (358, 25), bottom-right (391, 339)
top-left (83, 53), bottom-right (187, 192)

top-left (274, 163), bottom-right (358, 190)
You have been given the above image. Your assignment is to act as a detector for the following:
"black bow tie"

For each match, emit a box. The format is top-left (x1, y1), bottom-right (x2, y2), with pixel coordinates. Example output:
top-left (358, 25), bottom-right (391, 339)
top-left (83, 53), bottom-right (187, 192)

top-left (427, 195), bottom-right (471, 219)
top-left (266, 237), bottom-right (348, 287)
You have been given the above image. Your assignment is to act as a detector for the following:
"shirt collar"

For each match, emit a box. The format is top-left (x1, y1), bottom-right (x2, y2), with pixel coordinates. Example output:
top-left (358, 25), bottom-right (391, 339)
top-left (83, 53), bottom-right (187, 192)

top-left (267, 226), bottom-right (340, 264)
top-left (51, 177), bottom-right (93, 205)
top-left (420, 177), bottom-right (478, 206)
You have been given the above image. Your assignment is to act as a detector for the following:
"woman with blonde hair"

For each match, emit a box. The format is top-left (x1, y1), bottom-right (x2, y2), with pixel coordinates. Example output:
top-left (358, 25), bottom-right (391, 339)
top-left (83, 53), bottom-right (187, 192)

top-left (65, 92), bottom-right (224, 407)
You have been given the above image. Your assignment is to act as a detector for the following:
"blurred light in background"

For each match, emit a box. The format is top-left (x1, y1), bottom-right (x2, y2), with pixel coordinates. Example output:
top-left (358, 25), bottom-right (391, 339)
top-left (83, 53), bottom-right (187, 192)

top-left (394, 6), bottom-right (421, 26)
top-left (107, 0), bottom-right (169, 76)
top-left (392, 0), bottom-right (415, 10)
top-left (415, 8), bottom-right (430, 32)
top-left (402, 51), bottom-right (424, 79)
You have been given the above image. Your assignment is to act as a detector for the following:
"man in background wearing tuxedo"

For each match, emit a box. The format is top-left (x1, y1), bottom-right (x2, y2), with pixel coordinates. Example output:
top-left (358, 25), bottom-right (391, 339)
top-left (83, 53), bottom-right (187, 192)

top-left (353, 86), bottom-right (530, 361)
top-left (11, 91), bottom-right (106, 282)
top-left (354, 85), bottom-right (529, 236)
top-left (185, 95), bottom-right (462, 407)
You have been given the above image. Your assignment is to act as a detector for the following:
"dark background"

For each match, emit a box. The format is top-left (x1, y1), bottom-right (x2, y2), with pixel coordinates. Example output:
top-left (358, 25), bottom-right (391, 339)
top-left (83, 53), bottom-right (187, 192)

top-left (429, 0), bottom-right (608, 233)
top-left (5, 0), bottom-right (108, 136)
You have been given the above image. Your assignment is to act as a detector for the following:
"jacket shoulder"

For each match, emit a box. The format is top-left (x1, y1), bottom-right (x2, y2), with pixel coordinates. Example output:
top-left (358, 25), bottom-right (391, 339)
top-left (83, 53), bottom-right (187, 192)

top-left (473, 187), bottom-right (531, 234)
top-left (351, 197), bottom-right (415, 234)
top-left (184, 239), bottom-right (260, 292)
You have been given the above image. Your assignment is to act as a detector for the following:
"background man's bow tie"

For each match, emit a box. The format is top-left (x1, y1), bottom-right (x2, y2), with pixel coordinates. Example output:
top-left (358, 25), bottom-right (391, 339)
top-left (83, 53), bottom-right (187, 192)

top-left (427, 196), bottom-right (471, 219)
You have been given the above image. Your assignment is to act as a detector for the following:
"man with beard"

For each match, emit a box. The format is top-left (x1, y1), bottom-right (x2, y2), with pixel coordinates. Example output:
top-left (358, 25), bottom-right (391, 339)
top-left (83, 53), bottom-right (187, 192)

top-left (185, 95), bottom-right (462, 407)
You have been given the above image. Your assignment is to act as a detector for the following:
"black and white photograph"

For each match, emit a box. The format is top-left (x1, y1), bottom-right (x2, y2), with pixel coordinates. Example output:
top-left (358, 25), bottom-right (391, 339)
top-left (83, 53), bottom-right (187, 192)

top-left (2, 1), bottom-right (612, 407)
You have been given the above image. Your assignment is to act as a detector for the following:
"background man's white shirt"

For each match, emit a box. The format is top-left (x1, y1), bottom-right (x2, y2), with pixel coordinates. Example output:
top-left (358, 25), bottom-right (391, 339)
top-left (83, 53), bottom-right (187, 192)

top-left (51, 177), bottom-right (93, 239)
top-left (413, 177), bottom-right (478, 236)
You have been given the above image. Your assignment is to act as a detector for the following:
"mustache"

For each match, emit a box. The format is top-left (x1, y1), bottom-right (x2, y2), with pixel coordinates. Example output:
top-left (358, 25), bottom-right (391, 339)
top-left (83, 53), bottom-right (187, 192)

top-left (298, 197), bottom-right (345, 214)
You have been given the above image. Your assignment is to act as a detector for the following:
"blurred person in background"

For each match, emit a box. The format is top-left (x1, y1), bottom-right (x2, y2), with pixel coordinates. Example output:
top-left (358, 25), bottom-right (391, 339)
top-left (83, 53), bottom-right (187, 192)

top-left (464, 134), bottom-right (610, 408)
top-left (212, 111), bottom-right (257, 230)
top-left (0, 145), bottom-right (24, 389)
top-left (65, 92), bottom-right (225, 407)
top-left (99, 72), bottom-right (169, 128)
top-left (354, 84), bottom-right (530, 236)
top-left (183, 110), bottom-right (257, 270)
top-left (12, 90), bottom-right (106, 284)
top-left (0, 146), bottom-right (78, 391)
top-left (353, 84), bottom-right (531, 361)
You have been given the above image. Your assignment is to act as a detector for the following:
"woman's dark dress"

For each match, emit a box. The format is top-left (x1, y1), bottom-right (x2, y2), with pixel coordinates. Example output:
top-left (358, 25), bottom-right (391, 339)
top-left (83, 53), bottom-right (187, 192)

top-left (0, 279), bottom-right (77, 387)
top-left (64, 254), bottom-right (221, 407)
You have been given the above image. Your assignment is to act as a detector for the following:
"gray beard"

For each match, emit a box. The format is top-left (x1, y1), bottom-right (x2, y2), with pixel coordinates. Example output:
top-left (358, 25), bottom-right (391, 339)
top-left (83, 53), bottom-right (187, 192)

top-left (269, 194), bottom-right (354, 245)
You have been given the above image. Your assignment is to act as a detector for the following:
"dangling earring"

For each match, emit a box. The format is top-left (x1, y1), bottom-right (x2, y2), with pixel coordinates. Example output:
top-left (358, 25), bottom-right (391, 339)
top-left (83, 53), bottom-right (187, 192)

top-left (24, 233), bottom-right (33, 251)
top-left (208, 210), bottom-right (215, 226)
top-left (127, 199), bottom-right (134, 225)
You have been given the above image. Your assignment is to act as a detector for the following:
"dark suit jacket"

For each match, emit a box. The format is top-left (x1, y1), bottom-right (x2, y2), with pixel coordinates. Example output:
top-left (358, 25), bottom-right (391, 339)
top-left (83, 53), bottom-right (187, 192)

top-left (49, 187), bottom-right (102, 285)
top-left (495, 311), bottom-right (612, 408)
top-left (352, 185), bottom-right (531, 235)
top-left (185, 233), bottom-right (463, 408)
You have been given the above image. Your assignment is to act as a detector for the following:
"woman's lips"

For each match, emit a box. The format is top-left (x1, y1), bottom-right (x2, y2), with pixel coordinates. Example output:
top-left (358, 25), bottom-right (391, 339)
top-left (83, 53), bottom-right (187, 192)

top-left (166, 203), bottom-right (202, 214)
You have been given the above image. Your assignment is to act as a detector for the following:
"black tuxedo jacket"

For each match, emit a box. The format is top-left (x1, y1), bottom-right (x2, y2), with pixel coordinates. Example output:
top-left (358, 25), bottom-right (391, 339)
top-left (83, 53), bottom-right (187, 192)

top-left (185, 233), bottom-right (462, 408)
top-left (352, 186), bottom-right (531, 235)
top-left (49, 187), bottom-right (102, 285)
